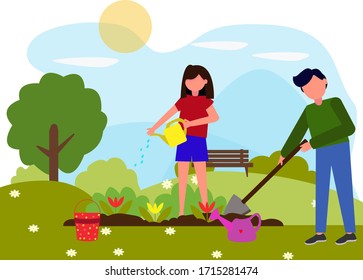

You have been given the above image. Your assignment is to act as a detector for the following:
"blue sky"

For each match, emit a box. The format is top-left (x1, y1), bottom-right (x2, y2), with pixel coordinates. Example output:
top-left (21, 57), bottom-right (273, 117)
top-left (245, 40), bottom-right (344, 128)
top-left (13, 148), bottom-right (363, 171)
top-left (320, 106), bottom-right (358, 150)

top-left (27, 23), bottom-right (356, 126)
top-left (27, 23), bottom-right (357, 193)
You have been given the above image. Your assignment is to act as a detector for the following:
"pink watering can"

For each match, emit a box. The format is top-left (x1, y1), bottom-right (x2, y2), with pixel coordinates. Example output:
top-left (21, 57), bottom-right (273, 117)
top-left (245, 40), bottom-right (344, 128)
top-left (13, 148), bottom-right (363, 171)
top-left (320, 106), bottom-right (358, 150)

top-left (210, 208), bottom-right (261, 242)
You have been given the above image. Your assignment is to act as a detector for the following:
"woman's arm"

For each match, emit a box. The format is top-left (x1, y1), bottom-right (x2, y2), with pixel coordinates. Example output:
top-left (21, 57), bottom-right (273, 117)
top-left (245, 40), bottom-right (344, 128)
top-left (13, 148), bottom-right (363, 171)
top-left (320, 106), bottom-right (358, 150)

top-left (147, 105), bottom-right (178, 135)
top-left (184, 105), bottom-right (219, 128)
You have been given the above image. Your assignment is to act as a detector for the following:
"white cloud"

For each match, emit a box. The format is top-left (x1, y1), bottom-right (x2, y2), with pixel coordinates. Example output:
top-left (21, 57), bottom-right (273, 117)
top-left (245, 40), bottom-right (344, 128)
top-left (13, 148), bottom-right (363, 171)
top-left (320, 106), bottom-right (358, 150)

top-left (53, 57), bottom-right (119, 68)
top-left (191, 41), bottom-right (248, 51)
top-left (253, 52), bottom-right (309, 61)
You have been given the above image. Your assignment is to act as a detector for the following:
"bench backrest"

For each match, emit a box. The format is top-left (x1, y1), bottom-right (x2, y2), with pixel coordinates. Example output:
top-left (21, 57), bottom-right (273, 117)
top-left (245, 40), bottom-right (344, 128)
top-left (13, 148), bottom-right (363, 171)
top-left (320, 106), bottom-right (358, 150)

top-left (207, 149), bottom-right (250, 167)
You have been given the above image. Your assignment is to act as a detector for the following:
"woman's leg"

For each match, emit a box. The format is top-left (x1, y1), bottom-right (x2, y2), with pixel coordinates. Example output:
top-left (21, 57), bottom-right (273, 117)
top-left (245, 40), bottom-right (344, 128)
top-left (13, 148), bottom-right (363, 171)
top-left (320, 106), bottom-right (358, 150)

top-left (194, 161), bottom-right (208, 205)
top-left (178, 161), bottom-right (190, 216)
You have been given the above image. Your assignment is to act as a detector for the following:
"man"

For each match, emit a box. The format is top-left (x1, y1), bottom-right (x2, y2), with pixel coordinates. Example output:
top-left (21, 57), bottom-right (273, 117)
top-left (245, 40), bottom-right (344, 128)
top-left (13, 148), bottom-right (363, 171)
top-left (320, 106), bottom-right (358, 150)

top-left (279, 68), bottom-right (356, 245)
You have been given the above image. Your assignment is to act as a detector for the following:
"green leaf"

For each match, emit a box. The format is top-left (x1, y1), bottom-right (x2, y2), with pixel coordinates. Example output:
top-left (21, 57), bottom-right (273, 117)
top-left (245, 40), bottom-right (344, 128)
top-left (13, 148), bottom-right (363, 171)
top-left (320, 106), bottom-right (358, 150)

top-left (138, 207), bottom-right (153, 222)
top-left (118, 200), bottom-right (132, 214)
top-left (99, 200), bottom-right (113, 216)
top-left (191, 205), bottom-right (205, 220)
top-left (217, 205), bottom-right (225, 214)
top-left (157, 206), bottom-right (172, 223)
top-left (105, 187), bottom-right (120, 200)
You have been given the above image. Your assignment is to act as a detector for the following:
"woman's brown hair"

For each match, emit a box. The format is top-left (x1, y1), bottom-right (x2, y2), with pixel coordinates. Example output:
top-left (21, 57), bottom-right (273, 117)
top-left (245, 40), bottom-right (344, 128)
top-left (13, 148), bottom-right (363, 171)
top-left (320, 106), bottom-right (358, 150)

top-left (180, 65), bottom-right (214, 98)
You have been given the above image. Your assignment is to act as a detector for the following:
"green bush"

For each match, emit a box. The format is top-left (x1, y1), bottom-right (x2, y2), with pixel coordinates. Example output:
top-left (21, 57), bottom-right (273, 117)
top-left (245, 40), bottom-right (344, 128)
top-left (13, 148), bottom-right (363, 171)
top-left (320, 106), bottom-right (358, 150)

top-left (250, 151), bottom-right (315, 183)
top-left (11, 165), bottom-right (48, 184)
top-left (90, 186), bottom-right (149, 216)
top-left (75, 158), bottom-right (140, 195)
top-left (154, 183), bottom-right (226, 219)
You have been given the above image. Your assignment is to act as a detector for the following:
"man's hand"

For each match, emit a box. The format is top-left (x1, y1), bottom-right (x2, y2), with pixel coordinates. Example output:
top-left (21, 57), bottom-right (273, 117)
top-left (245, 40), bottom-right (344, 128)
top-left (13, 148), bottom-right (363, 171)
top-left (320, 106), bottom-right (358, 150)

top-left (278, 155), bottom-right (285, 165)
top-left (300, 141), bottom-right (312, 152)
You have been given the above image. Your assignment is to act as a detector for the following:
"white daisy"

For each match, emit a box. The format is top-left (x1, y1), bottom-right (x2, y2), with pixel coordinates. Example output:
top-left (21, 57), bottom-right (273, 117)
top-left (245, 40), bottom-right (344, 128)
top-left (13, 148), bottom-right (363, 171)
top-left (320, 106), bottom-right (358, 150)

top-left (9, 189), bottom-right (21, 198)
top-left (28, 224), bottom-right (39, 233)
top-left (211, 250), bottom-right (222, 259)
top-left (101, 227), bottom-right (112, 235)
top-left (311, 199), bottom-right (316, 208)
top-left (165, 227), bottom-right (176, 235)
top-left (283, 252), bottom-right (294, 260)
top-left (161, 179), bottom-right (173, 190)
top-left (113, 248), bottom-right (124, 256)
top-left (66, 249), bottom-right (77, 258)
top-left (191, 175), bottom-right (198, 185)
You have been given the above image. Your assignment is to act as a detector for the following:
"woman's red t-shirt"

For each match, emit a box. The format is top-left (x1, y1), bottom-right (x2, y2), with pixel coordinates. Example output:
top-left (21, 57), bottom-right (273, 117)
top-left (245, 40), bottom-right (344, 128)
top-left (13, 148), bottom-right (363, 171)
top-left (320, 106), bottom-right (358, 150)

top-left (174, 95), bottom-right (213, 138)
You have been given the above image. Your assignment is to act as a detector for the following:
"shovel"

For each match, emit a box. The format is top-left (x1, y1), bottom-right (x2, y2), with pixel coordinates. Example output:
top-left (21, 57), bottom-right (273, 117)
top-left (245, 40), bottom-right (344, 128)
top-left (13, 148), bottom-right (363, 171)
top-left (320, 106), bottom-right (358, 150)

top-left (224, 139), bottom-right (308, 215)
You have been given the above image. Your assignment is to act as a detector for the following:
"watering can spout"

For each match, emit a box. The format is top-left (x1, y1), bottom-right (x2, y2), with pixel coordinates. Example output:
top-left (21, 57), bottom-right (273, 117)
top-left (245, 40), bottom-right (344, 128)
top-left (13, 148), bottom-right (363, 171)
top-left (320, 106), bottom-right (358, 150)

top-left (151, 133), bottom-right (168, 144)
top-left (210, 209), bottom-right (233, 231)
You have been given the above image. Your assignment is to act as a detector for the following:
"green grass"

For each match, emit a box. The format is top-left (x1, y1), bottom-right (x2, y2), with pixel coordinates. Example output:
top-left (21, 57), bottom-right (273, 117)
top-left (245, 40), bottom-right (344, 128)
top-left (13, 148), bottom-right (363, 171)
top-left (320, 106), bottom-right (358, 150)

top-left (0, 179), bottom-right (362, 260)
top-left (1, 225), bottom-right (362, 260)
top-left (142, 172), bottom-right (363, 225)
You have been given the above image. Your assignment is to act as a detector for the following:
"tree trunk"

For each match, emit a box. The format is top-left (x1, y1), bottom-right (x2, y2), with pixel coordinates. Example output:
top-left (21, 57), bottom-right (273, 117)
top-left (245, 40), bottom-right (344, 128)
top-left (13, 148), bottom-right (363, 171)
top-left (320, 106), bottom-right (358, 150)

top-left (37, 124), bottom-right (75, 182)
top-left (49, 124), bottom-right (59, 181)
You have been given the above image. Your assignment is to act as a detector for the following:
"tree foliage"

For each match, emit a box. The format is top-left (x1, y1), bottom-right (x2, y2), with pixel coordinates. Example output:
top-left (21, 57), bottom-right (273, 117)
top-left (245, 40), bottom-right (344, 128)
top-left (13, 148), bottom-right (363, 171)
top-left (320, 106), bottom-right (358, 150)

top-left (250, 151), bottom-right (315, 183)
top-left (75, 158), bottom-right (140, 195)
top-left (7, 73), bottom-right (107, 181)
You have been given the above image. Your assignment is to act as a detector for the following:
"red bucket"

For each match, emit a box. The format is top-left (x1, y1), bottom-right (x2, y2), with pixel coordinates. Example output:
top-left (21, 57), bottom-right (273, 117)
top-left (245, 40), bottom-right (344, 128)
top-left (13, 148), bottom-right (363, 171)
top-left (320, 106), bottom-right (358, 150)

top-left (74, 199), bottom-right (101, 242)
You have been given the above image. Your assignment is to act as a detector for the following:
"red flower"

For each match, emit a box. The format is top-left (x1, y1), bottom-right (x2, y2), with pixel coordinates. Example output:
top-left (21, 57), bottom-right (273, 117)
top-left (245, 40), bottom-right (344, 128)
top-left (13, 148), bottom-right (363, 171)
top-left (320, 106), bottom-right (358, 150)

top-left (108, 196), bottom-right (124, 208)
top-left (198, 201), bottom-right (216, 213)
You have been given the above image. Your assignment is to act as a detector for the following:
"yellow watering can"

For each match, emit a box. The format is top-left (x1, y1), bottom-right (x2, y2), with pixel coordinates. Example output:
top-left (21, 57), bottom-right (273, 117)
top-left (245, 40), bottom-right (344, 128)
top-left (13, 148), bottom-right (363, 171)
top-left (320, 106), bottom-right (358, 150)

top-left (151, 118), bottom-right (187, 147)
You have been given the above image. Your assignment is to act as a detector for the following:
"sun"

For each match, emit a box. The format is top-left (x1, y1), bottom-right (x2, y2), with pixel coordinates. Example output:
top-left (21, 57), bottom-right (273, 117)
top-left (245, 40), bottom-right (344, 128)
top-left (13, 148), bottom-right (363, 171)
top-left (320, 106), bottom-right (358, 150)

top-left (99, 0), bottom-right (152, 53)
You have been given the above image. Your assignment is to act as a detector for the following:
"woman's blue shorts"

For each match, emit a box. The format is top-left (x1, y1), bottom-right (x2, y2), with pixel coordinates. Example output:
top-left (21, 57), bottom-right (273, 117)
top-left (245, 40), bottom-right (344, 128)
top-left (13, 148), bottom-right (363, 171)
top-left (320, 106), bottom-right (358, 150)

top-left (175, 135), bottom-right (208, 162)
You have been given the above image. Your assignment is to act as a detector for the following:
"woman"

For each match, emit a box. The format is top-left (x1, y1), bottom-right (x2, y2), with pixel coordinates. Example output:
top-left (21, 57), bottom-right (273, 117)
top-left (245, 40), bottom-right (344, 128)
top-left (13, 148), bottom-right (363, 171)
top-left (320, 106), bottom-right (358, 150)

top-left (147, 65), bottom-right (219, 216)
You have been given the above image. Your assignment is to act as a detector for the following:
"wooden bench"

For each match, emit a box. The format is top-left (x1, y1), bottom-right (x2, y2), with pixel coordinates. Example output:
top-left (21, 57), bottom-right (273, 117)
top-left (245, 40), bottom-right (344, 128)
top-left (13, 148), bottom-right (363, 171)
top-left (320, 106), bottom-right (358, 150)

top-left (206, 149), bottom-right (253, 177)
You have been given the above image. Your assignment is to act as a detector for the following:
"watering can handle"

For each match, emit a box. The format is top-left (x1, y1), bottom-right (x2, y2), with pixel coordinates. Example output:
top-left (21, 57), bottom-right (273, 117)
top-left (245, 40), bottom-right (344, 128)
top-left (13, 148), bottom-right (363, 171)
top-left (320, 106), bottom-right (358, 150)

top-left (242, 139), bottom-right (308, 204)
top-left (250, 213), bottom-right (262, 231)
top-left (166, 118), bottom-right (186, 132)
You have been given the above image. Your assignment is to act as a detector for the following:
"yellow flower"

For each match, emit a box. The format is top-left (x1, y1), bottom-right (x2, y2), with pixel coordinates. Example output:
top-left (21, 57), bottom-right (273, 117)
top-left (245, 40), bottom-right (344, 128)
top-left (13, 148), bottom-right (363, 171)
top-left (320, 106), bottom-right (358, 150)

top-left (147, 202), bottom-right (164, 214)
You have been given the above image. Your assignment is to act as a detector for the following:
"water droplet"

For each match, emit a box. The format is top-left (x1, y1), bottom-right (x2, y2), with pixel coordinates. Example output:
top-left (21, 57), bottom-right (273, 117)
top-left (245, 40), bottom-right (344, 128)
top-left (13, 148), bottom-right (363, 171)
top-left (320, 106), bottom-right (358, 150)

top-left (146, 145), bottom-right (149, 149)
top-left (140, 160), bottom-right (144, 164)
top-left (141, 154), bottom-right (144, 158)
top-left (140, 148), bottom-right (143, 152)
top-left (147, 139), bottom-right (150, 143)
top-left (134, 163), bottom-right (137, 167)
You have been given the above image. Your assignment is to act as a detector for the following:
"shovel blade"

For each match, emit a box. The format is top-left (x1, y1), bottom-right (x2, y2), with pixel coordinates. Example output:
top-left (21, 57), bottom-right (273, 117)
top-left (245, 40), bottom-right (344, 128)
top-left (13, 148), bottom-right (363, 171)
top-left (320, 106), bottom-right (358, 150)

top-left (224, 194), bottom-right (251, 215)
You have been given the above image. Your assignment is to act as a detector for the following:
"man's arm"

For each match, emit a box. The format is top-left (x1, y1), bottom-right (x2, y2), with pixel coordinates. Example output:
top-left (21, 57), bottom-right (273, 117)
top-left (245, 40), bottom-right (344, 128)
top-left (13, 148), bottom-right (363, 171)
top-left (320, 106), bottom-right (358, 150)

top-left (310, 98), bottom-right (355, 148)
top-left (280, 109), bottom-right (308, 158)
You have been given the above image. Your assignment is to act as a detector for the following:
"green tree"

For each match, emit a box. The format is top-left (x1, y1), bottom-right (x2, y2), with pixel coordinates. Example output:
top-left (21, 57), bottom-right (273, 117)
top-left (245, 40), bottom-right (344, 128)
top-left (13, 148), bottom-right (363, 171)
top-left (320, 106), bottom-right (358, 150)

top-left (11, 165), bottom-right (48, 184)
top-left (75, 158), bottom-right (140, 195)
top-left (7, 73), bottom-right (107, 181)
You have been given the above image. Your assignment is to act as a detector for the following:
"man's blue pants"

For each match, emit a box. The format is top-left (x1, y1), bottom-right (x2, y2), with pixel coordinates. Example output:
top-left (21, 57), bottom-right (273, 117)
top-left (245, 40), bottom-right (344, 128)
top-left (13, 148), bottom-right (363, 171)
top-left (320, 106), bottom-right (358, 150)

top-left (316, 141), bottom-right (356, 233)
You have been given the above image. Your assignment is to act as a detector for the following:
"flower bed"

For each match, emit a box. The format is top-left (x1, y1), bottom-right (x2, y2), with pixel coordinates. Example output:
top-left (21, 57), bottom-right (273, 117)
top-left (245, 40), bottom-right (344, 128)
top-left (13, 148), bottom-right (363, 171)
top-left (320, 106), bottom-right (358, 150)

top-left (64, 213), bottom-right (283, 226)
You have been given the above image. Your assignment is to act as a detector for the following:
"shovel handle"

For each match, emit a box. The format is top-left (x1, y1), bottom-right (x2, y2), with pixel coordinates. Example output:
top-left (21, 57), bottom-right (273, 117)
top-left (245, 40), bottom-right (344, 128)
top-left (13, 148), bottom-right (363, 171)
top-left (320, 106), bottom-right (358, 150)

top-left (241, 139), bottom-right (308, 204)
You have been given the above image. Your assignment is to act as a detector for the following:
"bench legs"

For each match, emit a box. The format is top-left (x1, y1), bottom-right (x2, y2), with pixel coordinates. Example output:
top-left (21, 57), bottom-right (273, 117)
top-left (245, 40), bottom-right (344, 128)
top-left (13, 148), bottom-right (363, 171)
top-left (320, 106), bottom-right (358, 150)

top-left (245, 167), bottom-right (249, 177)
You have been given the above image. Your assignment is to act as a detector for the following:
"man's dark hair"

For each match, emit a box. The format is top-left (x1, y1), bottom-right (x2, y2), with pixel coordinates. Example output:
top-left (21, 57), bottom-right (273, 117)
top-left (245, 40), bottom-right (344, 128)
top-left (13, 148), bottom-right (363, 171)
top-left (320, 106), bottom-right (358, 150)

top-left (293, 68), bottom-right (327, 90)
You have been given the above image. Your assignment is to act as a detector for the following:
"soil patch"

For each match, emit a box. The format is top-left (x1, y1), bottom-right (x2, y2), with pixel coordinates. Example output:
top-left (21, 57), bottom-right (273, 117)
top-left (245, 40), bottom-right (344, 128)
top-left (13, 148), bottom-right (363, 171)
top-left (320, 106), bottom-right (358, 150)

top-left (64, 213), bottom-right (283, 226)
